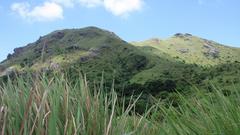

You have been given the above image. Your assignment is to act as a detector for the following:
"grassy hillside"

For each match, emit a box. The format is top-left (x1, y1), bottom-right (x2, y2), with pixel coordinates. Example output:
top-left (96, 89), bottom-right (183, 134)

top-left (0, 27), bottom-right (201, 93)
top-left (1, 27), bottom-right (124, 68)
top-left (1, 74), bottom-right (240, 135)
top-left (0, 27), bottom-right (153, 83)
top-left (132, 33), bottom-right (240, 66)
top-left (1, 27), bottom-right (240, 96)
top-left (1, 27), bottom-right (240, 134)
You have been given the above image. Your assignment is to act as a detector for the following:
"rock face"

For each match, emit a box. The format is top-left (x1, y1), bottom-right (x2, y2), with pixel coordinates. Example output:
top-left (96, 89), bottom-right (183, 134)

top-left (185, 33), bottom-right (192, 37)
top-left (6, 47), bottom-right (25, 59)
top-left (51, 31), bottom-right (65, 39)
top-left (14, 47), bottom-right (24, 54)
top-left (79, 47), bottom-right (101, 62)
top-left (174, 33), bottom-right (192, 38)
top-left (203, 42), bottom-right (220, 58)
top-left (0, 66), bottom-right (16, 77)
top-left (174, 33), bottom-right (185, 38)
top-left (178, 48), bottom-right (189, 53)
top-left (0, 65), bottom-right (5, 72)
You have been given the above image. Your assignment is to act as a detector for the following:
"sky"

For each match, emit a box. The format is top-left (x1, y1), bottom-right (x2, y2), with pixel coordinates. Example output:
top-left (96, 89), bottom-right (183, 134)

top-left (0, 0), bottom-right (240, 61)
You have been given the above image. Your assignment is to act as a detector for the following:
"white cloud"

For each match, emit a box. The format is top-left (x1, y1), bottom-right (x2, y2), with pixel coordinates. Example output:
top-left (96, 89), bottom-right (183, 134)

top-left (104, 0), bottom-right (143, 16)
top-left (11, 0), bottom-right (144, 22)
top-left (11, 2), bottom-right (63, 22)
top-left (52, 0), bottom-right (144, 16)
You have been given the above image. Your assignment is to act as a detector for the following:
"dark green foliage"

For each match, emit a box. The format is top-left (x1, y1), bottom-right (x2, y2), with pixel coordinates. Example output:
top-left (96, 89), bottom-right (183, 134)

top-left (1, 26), bottom-right (240, 98)
top-left (124, 55), bottom-right (148, 71)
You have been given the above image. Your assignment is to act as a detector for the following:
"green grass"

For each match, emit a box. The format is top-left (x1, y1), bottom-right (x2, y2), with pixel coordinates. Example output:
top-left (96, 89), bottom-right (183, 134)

top-left (132, 35), bottom-right (240, 66)
top-left (1, 74), bottom-right (240, 135)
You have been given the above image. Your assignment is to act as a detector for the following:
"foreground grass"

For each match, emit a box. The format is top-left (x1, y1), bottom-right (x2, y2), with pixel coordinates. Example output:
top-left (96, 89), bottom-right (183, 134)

top-left (0, 74), bottom-right (240, 135)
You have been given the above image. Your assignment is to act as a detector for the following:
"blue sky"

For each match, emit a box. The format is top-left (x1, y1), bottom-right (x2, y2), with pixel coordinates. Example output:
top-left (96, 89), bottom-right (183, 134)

top-left (0, 0), bottom-right (240, 61)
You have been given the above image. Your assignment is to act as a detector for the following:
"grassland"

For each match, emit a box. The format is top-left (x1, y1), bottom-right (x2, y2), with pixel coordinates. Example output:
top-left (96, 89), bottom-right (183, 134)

top-left (1, 27), bottom-right (240, 101)
top-left (132, 34), bottom-right (240, 66)
top-left (1, 74), bottom-right (240, 135)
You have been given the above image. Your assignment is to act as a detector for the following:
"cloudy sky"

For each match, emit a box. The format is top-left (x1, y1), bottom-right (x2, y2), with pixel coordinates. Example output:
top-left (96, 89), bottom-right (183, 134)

top-left (0, 0), bottom-right (240, 61)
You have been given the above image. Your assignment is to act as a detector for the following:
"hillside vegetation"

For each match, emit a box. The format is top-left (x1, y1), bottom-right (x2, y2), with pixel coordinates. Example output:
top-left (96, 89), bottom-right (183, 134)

top-left (132, 33), bottom-right (240, 66)
top-left (1, 74), bottom-right (240, 135)
top-left (1, 26), bottom-right (240, 135)
top-left (0, 27), bottom-right (240, 96)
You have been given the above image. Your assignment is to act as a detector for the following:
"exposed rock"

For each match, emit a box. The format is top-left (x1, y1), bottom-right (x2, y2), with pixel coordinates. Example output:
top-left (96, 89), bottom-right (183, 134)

top-left (174, 33), bottom-right (185, 38)
top-left (203, 44), bottom-right (212, 49)
top-left (36, 36), bottom-right (43, 44)
top-left (207, 49), bottom-right (219, 58)
top-left (203, 42), bottom-right (220, 58)
top-left (14, 47), bottom-right (24, 54)
top-left (0, 66), bottom-right (16, 77)
top-left (203, 47), bottom-right (219, 58)
top-left (178, 48), bottom-right (189, 53)
top-left (79, 48), bottom-right (101, 62)
top-left (51, 32), bottom-right (65, 39)
top-left (7, 54), bottom-right (13, 59)
top-left (185, 33), bottom-right (192, 37)
top-left (0, 66), bottom-right (5, 76)
top-left (174, 33), bottom-right (192, 38)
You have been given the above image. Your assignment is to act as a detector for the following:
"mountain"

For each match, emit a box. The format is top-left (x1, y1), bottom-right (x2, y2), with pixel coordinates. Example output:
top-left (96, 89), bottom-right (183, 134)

top-left (0, 27), bottom-right (240, 95)
top-left (132, 33), bottom-right (240, 66)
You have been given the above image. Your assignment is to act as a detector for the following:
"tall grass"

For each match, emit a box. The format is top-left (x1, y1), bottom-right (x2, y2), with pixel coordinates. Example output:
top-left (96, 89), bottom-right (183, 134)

top-left (0, 74), bottom-right (240, 135)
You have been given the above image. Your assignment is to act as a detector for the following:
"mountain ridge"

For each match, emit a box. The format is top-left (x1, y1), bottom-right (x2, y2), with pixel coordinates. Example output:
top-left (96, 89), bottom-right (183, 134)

top-left (132, 33), bottom-right (240, 66)
top-left (133, 33), bottom-right (240, 49)
top-left (1, 27), bottom-right (240, 95)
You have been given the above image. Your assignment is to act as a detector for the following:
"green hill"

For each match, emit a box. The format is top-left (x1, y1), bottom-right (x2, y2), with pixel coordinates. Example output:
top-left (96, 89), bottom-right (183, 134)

top-left (132, 33), bottom-right (240, 66)
top-left (1, 27), bottom-right (240, 95)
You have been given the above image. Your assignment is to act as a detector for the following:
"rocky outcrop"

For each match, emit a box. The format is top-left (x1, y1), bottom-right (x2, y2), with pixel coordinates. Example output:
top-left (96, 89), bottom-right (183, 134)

top-left (0, 66), bottom-right (5, 75)
top-left (203, 42), bottom-right (220, 58)
top-left (205, 49), bottom-right (219, 58)
top-left (51, 31), bottom-right (65, 40)
top-left (174, 33), bottom-right (185, 38)
top-left (14, 47), bottom-right (24, 54)
top-left (79, 48), bottom-right (101, 62)
top-left (0, 66), bottom-right (16, 77)
top-left (185, 33), bottom-right (192, 37)
top-left (174, 33), bottom-right (192, 38)
top-left (178, 48), bottom-right (189, 53)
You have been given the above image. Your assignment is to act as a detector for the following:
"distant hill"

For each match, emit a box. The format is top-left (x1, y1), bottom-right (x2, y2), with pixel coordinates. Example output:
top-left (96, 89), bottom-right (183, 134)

top-left (132, 33), bottom-right (240, 66)
top-left (1, 27), bottom-right (240, 95)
